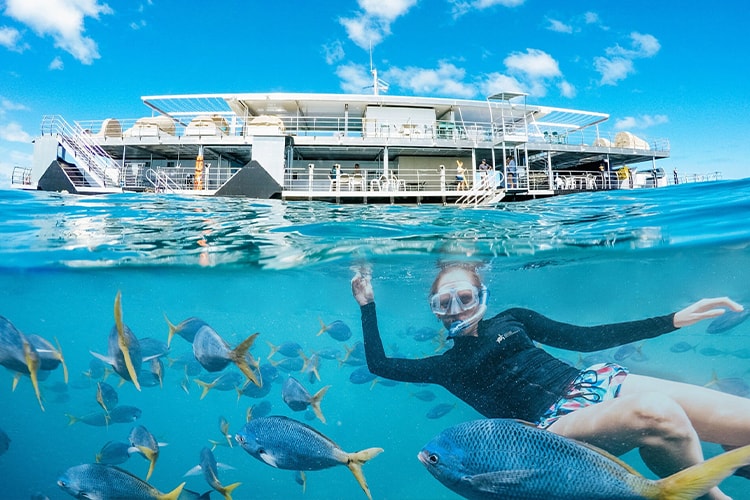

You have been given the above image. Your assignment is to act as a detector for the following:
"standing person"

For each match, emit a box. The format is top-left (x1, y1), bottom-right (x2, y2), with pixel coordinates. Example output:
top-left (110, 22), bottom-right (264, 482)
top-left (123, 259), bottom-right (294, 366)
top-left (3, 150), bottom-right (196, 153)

top-left (506, 155), bottom-right (517, 188)
top-left (478, 159), bottom-right (491, 184)
top-left (455, 160), bottom-right (467, 190)
top-left (351, 263), bottom-right (750, 500)
top-left (674, 168), bottom-right (679, 185)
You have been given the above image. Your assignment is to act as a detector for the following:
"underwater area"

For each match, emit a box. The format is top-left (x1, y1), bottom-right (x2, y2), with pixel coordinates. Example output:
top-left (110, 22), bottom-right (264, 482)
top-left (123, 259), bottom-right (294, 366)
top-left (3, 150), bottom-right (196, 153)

top-left (1, 179), bottom-right (750, 499)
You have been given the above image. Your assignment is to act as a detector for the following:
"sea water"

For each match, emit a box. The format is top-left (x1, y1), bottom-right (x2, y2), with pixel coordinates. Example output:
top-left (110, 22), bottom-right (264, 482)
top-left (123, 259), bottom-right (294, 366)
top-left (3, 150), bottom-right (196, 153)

top-left (1, 180), bottom-right (750, 499)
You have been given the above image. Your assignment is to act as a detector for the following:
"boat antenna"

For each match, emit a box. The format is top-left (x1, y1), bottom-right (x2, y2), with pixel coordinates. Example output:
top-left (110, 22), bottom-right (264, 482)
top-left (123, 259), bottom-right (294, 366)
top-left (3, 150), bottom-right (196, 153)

top-left (366, 41), bottom-right (389, 95)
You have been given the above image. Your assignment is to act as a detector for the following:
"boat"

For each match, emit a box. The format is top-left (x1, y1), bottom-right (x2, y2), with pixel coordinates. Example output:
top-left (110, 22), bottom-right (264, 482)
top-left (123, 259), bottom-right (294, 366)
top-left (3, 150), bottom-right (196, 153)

top-left (14, 89), bottom-right (672, 205)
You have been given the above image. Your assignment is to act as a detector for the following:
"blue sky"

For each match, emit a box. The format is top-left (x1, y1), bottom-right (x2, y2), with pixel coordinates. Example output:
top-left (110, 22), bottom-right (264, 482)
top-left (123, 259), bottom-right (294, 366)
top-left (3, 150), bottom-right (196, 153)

top-left (1, 0), bottom-right (748, 184)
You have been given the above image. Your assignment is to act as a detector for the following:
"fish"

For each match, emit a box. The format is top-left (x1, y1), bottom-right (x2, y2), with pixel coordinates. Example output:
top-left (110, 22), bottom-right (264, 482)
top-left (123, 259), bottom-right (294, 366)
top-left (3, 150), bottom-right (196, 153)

top-left (169, 351), bottom-right (204, 377)
top-left (96, 381), bottom-right (119, 413)
top-left (235, 415), bottom-right (383, 500)
top-left (184, 447), bottom-right (241, 500)
top-left (412, 389), bottom-right (437, 402)
top-left (129, 424), bottom-right (162, 480)
top-left (266, 340), bottom-right (303, 359)
top-left (247, 400), bottom-right (273, 420)
top-left (705, 371), bottom-right (750, 397)
top-left (419, 418), bottom-right (750, 500)
top-left (109, 405), bottom-right (143, 423)
top-left (237, 377), bottom-right (272, 399)
top-left (58, 463), bottom-right (184, 500)
top-left (195, 371), bottom-right (245, 400)
top-left (0, 315), bottom-right (44, 410)
top-left (0, 427), bottom-right (9, 456)
top-left (706, 308), bottom-right (750, 334)
top-left (316, 347), bottom-right (343, 360)
top-left (165, 315), bottom-right (209, 347)
top-left (89, 292), bottom-right (145, 391)
top-left (218, 416), bottom-right (233, 448)
top-left (27, 334), bottom-right (68, 383)
top-left (84, 357), bottom-right (109, 380)
top-left (299, 350), bottom-right (321, 382)
top-left (270, 356), bottom-right (304, 372)
top-left (669, 341), bottom-right (697, 353)
top-left (140, 337), bottom-right (171, 359)
top-left (96, 440), bottom-right (133, 465)
top-left (144, 357), bottom-right (165, 388)
top-left (426, 403), bottom-right (456, 419)
top-left (317, 318), bottom-right (352, 341)
top-left (281, 376), bottom-right (331, 424)
top-left (66, 411), bottom-right (111, 427)
top-left (349, 365), bottom-right (377, 385)
top-left (191, 325), bottom-right (260, 387)
top-left (339, 341), bottom-right (366, 367)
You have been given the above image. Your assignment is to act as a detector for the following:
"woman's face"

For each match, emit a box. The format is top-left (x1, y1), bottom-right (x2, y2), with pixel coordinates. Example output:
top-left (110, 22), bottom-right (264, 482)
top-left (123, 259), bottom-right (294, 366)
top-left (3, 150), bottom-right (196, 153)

top-left (431, 268), bottom-right (481, 335)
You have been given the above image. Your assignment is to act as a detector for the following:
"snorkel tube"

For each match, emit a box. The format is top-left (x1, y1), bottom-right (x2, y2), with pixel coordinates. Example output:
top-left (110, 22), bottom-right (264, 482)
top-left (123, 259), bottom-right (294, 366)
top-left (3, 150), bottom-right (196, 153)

top-left (447, 286), bottom-right (488, 338)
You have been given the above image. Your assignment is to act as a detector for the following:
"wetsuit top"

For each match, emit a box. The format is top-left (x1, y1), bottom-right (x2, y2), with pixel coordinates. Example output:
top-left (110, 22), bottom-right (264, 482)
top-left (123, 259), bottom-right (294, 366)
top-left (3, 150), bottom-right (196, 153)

top-left (360, 303), bottom-right (677, 421)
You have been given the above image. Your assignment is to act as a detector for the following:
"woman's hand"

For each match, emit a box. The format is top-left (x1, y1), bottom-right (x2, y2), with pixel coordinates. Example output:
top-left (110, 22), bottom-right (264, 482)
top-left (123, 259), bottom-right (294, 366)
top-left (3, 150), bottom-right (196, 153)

top-left (351, 268), bottom-right (374, 306)
top-left (673, 297), bottom-right (744, 328)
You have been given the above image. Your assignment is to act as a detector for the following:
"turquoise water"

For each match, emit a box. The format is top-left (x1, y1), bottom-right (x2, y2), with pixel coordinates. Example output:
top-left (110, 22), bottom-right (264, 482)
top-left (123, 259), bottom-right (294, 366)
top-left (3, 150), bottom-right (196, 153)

top-left (1, 180), bottom-right (750, 499)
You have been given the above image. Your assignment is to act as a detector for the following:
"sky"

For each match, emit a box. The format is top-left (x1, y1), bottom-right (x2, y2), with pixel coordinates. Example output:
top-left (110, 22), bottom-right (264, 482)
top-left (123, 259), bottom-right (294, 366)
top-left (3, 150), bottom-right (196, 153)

top-left (1, 0), bottom-right (749, 185)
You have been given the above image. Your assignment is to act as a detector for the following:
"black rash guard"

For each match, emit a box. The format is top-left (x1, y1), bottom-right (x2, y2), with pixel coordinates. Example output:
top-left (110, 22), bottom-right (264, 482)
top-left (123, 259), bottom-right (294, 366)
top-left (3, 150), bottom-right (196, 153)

top-left (361, 303), bottom-right (677, 421)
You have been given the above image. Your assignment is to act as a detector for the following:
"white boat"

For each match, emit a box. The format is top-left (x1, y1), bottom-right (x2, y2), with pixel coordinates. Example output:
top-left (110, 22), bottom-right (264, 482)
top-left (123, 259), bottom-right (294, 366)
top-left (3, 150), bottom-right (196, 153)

top-left (15, 90), bottom-right (670, 205)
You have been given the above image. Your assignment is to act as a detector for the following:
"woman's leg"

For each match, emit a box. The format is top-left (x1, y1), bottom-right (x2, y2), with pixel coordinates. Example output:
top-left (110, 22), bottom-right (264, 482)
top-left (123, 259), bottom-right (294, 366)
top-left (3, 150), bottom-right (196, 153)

top-left (621, 374), bottom-right (750, 446)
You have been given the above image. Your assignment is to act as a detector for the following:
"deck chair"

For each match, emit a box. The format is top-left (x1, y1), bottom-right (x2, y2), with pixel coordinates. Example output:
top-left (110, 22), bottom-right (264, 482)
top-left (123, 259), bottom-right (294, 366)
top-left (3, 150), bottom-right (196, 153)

top-left (349, 174), bottom-right (364, 191)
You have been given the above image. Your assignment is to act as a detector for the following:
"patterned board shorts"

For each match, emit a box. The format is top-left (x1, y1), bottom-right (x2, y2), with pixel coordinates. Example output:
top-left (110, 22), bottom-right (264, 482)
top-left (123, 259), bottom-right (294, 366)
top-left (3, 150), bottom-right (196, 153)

top-left (536, 362), bottom-right (629, 429)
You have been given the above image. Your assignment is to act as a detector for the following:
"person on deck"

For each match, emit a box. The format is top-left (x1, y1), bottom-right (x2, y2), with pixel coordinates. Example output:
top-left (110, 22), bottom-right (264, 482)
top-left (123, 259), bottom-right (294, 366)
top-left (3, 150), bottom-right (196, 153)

top-left (351, 262), bottom-right (750, 500)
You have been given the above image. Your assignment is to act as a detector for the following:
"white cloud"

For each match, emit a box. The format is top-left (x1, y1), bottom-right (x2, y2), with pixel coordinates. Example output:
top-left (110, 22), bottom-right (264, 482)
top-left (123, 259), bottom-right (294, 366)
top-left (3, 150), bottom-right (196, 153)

top-left (385, 62), bottom-right (476, 98)
top-left (450, 0), bottom-right (525, 18)
top-left (323, 40), bottom-right (346, 65)
top-left (614, 114), bottom-right (668, 130)
top-left (0, 25), bottom-right (29, 52)
top-left (1, 97), bottom-right (28, 112)
top-left (505, 49), bottom-right (561, 79)
top-left (594, 56), bottom-right (633, 86)
top-left (547, 19), bottom-right (572, 34)
top-left (4, 0), bottom-right (113, 64)
top-left (0, 121), bottom-right (33, 143)
top-left (49, 56), bottom-right (64, 70)
top-left (584, 12), bottom-right (599, 24)
top-left (480, 72), bottom-right (524, 96)
top-left (558, 80), bottom-right (576, 98)
top-left (336, 63), bottom-right (374, 93)
top-left (340, 0), bottom-right (417, 49)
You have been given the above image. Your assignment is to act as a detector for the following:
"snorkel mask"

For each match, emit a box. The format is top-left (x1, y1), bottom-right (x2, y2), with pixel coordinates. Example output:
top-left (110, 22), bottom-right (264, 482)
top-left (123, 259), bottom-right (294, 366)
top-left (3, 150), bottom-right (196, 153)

top-left (429, 282), bottom-right (488, 338)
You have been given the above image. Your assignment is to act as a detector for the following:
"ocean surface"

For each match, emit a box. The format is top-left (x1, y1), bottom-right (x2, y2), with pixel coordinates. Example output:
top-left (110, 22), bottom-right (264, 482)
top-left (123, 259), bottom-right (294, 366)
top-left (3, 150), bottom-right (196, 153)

top-left (1, 179), bottom-right (750, 499)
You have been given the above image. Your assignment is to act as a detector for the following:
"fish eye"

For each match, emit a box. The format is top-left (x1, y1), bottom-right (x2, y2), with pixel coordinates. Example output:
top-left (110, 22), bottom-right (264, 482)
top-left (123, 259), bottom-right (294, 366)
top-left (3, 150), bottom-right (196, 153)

top-left (235, 435), bottom-right (245, 445)
top-left (428, 454), bottom-right (439, 465)
top-left (258, 447), bottom-right (265, 454)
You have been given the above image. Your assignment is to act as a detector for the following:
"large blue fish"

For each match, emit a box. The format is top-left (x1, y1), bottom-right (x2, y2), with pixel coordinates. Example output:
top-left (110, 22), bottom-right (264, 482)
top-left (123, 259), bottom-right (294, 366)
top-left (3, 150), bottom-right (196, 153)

top-left (281, 376), bottom-right (330, 424)
top-left (235, 415), bottom-right (382, 500)
top-left (317, 318), bottom-right (352, 341)
top-left (57, 463), bottom-right (184, 500)
top-left (0, 315), bottom-right (44, 410)
top-left (419, 418), bottom-right (750, 499)
top-left (164, 315), bottom-right (209, 347)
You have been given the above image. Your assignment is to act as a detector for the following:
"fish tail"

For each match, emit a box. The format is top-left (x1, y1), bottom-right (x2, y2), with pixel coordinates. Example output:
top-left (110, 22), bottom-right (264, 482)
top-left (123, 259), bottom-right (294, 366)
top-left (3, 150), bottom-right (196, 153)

top-left (300, 350), bottom-right (321, 382)
top-left (310, 385), bottom-right (331, 424)
top-left (217, 481), bottom-right (242, 500)
top-left (316, 317), bottom-right (327, 336)
top-left (345, 447), bottom-right (384, 500)
top-left (65, 413), bottom-right (78, 426)
top-left (136, 445), bottom-right (158, 480)
top-left (164, 313), bottom-right (178, 348)
top-left (22, 336), bottom-right (44, 411)
top-left (654, 443), bottom-right (750, 500)
top-left (114, 292), bottom-right (141, 391)
top-left (230, 333), bottom-right (261, 387)
top-left (54, 336), bottom-right (69, 384)
top-left (265, 340), bottom-right (279, 359)
top-left (194, 379), bottom-right (216, 400)
top-left (11, 372), bottom-right (21, 391)
top-left (156, 482), bottom-right (185, 500)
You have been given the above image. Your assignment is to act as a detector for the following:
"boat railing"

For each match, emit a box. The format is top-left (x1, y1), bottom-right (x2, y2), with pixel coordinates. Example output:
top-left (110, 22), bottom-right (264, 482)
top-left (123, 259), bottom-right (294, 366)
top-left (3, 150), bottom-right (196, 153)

top-left (74, 114), bottom-right (669, 153)
top-left (11, 166), bottom-right (32, 186)
top-left (41, 115), bottom-right (122, 187)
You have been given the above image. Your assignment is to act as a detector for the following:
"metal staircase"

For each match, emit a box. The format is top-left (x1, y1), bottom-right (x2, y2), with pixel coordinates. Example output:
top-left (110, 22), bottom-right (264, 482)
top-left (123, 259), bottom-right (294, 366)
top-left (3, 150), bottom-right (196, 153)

top-left (455, 176), bottom-right (506, 207)
top-left (40, 115), bottom-right (122, 192)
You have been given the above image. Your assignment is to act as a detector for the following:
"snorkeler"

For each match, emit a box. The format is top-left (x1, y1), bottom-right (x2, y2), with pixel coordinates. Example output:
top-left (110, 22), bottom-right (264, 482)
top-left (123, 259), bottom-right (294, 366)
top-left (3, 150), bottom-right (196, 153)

top-left (351, 262), bottom-right (750, 500)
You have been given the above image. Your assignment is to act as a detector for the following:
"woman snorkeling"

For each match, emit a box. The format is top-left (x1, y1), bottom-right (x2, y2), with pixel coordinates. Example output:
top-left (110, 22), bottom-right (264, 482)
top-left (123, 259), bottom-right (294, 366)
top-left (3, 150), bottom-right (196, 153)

top-left (351, 262), bottom-right (750, 500)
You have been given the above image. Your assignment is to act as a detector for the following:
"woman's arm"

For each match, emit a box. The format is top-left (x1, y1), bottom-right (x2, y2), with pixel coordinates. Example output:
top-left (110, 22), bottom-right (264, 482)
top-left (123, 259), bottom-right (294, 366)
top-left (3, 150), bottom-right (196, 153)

top-left (352, 272), bottom-right (441, 384)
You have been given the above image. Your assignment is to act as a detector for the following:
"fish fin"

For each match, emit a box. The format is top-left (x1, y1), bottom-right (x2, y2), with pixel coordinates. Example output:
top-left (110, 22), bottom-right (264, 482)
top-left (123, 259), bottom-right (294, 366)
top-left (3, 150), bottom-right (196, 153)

top-left (54, 337), bottom-right (69, 384)
top-left (11, 372), bottom-right (20, 391)
top-left (345, 447), bottom-right (384, 500)
top-left (259, 450), bottom-right (278, 468)
top-left (217, 462), bottom-right (235, 471)
top-left (194, 379), bottom-right (216, 400)
top-left (310, 385), bottom-right (331, 424)
top-left (65, 413), bottom-right (78, 426)
top-left (164, 313), bottom-right (177, 348)
top-left (265, 340), bottom-right (279, 360)
top-left (230, 333), bottom-right (261, 387)
top-left (298, 470), bottom-right (307, 493)
top-left (89, 351), bottom-right (114, 365)
top-left (22, 336), bottom-right (44, 411)
top-left (114, 291), bottom-right (141, 391)
top-left (156, 482), bottom-right (185, 500)
top-left (94, 452), bottom-right (102, 463)
top-left (655, 444), bottom-right (750, 500)
top-left (218, 481), bottom-right (242, 500)
top-left (316, 317), bottom-right (327, 336)
top-left (135, 444), bottom-right (158, 480)
top-left (463, 469), bottom-right (540, 492)
top-left (184, 464), bottom-right (203, 477)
